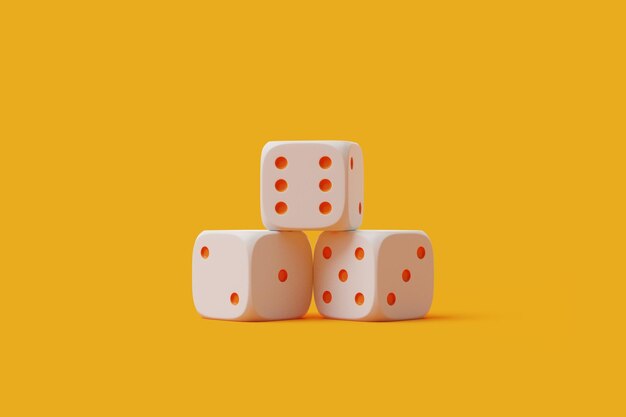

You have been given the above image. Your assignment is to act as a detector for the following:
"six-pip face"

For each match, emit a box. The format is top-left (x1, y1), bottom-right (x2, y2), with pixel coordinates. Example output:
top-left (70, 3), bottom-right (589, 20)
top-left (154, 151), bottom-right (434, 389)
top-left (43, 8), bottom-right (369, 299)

top-left (261, 141), bottom-right (363, 231)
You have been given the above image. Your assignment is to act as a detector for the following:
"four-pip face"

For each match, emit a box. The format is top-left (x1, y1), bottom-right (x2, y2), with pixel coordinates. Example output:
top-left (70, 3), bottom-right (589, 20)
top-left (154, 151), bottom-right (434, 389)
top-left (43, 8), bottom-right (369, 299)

top-left (261, 141), bottom-right (363, 231)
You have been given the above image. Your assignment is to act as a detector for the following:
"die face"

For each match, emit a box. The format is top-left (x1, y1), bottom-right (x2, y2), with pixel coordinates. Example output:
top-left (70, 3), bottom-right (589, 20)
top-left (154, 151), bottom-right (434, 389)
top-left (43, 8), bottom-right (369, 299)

top-left (346, 143), bottom-right (364, 229)
top-left (378, 232), bottom-right (433, 320)
top-left (251, 232), bottom-right (313, 320)
top-left (261, 141), bottom-right (362, 231)
top-left (313, 231), bottom-right (376, 320)
top-left (192, 232), bottom-right (249, 320)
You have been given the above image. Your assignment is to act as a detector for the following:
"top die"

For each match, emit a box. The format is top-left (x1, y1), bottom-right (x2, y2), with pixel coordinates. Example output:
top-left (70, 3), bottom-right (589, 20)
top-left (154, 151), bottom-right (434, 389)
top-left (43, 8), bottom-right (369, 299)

top-left (261, 141), bottom-right (364, 231)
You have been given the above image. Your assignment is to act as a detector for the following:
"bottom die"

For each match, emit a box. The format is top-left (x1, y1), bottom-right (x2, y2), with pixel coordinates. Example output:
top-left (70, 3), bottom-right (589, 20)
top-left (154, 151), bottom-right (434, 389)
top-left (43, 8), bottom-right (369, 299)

top-left (313, 230), bottom-right (433, 321)
top-left (192, 230), bottom-right (312, 321)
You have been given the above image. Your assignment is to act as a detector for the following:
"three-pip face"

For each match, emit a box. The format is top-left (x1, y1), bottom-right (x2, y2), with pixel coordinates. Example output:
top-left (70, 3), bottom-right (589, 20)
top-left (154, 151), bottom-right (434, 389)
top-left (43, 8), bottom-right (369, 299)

top-left (261, 141), bottom-right (363, 231)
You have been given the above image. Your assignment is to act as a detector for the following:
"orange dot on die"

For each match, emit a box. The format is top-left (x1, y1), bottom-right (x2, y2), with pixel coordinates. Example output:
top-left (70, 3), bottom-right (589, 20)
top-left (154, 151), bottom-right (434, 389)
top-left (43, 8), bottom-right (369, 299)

top-left (355, 247), bottom-right (364, 260)
top-left (275, 156), bottom-right (288, 169)
top-left (275, 179), bottom-right (288, 192)
top-left (278, 269), bottom-right (288, 282)
top-left (322, 246), bottom-right (332, 259)
top-left (350, 157), bottom-right (354, 170)
top-left (417, 246), bottom-right (426, 259)
top-left (200, 246), bottom-right (209, 259)
top-left (322, 291), bottom-right (332, 303)
top-left (338, 269), bottom-right (348, 282)
top-left (355, 292), bottom-right (365, 305)
top-left (358, 202), bottom-right (362, 214)
top-left (319, 156), bottom-right (332, 169)
top-left (230, 292), bottom-right (239, 305)
top-left (402, 269), bottom-right (411, 282)
top-left (319, 202), bottom-right (332, 214)
top-left (275, 201), bottom-right (288, 214)
top-left (319, 179), bottom-right (332, 192)
top-left (387, 292), bottom-right (396, 305)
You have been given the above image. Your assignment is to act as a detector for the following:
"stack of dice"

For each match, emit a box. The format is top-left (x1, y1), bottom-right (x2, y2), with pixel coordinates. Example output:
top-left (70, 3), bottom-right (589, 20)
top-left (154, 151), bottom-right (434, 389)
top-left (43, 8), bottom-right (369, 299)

top-left (192, 141), bottom-right (433, 321)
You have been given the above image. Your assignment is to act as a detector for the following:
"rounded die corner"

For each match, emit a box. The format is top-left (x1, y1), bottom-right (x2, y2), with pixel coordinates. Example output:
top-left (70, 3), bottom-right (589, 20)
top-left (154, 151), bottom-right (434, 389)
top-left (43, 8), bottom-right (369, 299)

top-left (261, 140), bottom-right (280, 153)
top-left (192, 230), bottom-right (210, 246)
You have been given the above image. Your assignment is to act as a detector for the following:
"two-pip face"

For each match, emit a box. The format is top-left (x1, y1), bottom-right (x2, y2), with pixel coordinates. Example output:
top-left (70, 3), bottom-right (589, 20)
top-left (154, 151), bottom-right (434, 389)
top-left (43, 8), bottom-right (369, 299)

top-left (261, 141), bottom-right (363, 231)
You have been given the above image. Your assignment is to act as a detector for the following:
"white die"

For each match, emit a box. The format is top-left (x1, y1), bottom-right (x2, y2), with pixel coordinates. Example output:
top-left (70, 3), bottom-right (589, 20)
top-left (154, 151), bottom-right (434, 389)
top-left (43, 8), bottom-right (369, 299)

top-left (313, 230), bottom-right (433, 321)
top-left (260, 141), bottom-right (364, 231)
top-left (192, 230), bottom-right (312, 321)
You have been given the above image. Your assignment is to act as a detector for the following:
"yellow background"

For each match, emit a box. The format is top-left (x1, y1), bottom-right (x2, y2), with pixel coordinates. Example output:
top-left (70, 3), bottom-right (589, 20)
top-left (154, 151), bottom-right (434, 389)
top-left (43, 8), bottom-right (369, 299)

top-left (1, 1), bottom-right (625, 415)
